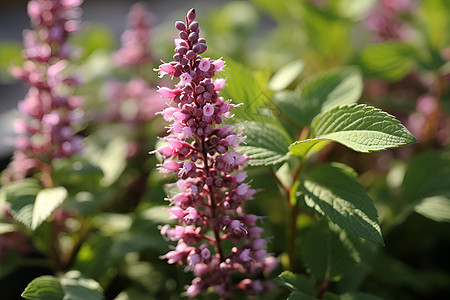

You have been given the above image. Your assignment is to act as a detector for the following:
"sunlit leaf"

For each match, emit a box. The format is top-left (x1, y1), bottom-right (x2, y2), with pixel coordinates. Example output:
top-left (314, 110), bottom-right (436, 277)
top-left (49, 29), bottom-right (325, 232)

top-left (414, 196), bottom-right (450, 223)
top-left (356, 42), bottom-right (415, 81)
top-left (289, 104), bottom-right (416, 157)
top-left (273, 67), bottom-right (362, 126)
top-left (268, 59), bottom-right (304, 91)
top-left (300, 163), bottom-right (384, 245)
top-left (32, 187), bottom-right (68, 230)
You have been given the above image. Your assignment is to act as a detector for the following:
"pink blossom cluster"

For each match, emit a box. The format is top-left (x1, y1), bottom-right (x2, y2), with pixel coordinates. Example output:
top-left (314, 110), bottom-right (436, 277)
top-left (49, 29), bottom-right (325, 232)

top-left (104, 3), bottom-right (164, 126)
top-left (365, 0), bottom-right (417, 42)
top-left (113, 2), bottom-right (153, 67)
top-left (155, 9), bottom-right (275, 298)
top-left (6, 0), bottom-right (84, 182)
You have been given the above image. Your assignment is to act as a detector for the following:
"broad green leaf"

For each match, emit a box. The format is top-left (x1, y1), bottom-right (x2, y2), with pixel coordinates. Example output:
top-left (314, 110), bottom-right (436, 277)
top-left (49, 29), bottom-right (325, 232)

top-left (414, 196), bottom-right (450, 223)
top-left (356, 42), bottom-right (415, 81)
top-left (221, 59), bottom-right (273, 122)
top-left (84, 136), bottom-right (128, 187)
top-left (22, 272), bottom-right (104, 300)
top-left (300, 163), bottom-right (384, 245)
top-left (301, 67), bottom-right (363, 113)
top-left (301, 221), bottom-right (361, 281)
top-left (60, 270), bottom-right (104, 300)
top-left (273, 67), bottom-right (362, 126)
top-left (32, 187), bottom-right (68, 230)
top-left (52, 159), bottom-right (103, 193)
top-left (238, 121), bottom-right (292, 166)
top-left (289, 104), bottom-right (416, 157)
top-left (22, 276), bottom-right (64, 300)
top-left (275, 271), bottom-right (316, 296)
top-left (2, 179), bottom-right (41, 228)
top-left (402, 151), bottom-right (450, 202)
top-left (268, 59), bottom-right (304, 91)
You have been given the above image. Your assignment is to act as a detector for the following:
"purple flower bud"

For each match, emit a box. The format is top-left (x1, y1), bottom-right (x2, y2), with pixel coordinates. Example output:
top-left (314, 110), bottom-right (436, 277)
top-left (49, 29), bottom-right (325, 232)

top-left (179, 31), bottom-right (188, 40)
top-left (187, 8), bottom-right (196, 21)
top-left (186, 50), bottom-right (196, 60)
top-left (189, 22), bottom-right (199, 31)
top-left (193, 43), bottom-right (207, 54)
top-left (175, 21), bottom-right (186, 31)
top-left (188, 32), bottom-right (199, 42)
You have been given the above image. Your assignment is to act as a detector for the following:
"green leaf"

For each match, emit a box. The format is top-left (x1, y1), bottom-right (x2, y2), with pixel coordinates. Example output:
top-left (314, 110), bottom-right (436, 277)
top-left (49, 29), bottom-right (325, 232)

top-left (60, 270), bottom-right (104, 300)
top-left (32, 187), bottom-right (68, 230)
top-left (356, 42), bottom-right (415, 81)
top-left (414, 196), bottom-right (450, 223)
top-left (301, 220), bottom-right (361, 281)
top-left (289, 104), bottom-right (416, 157)
top-left (238, 121), bottom-right (292, 166)
top-left (300, 163), bottom-right (384, 245)
top-left (2, 179), bottom-right (42, 228)
top-left (221, 59), bottom-right (273, 122)
top-left (301, 67), bottom-right (363, 114)
top-left (22, 276), bottom-right (64, 300)
top-left (84, 136), bottom-right (127, 187)
top-left (402, 151), bottom-right (450, 202)
top-left (21, 272), bottom-right (104, 300)
top-left (275, 271), bottom-right (316, 296)
top-left (268, 59), bottom-right (304, 91)
top-left (273, 67), bottom-right (362, 126)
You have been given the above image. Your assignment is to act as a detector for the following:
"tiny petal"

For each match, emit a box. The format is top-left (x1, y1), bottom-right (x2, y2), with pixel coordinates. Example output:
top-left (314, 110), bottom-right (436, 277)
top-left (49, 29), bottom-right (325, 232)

top-left (198, 58), bottom-right (211, 72)
top-left (203, 103), bottom-right (214, 117)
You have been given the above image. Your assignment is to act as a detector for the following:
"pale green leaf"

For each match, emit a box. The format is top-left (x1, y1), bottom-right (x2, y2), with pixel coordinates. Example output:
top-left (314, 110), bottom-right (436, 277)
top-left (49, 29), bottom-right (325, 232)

top-left (22, 276), bottom-right (64, 300)
top-left (289, 104), bottom-right (416, 157)
top-left (61, 270), bottom-right (104, 300)
top-left (356, 42), bottom-right (415, 81)
top-left (238, 121), bottom-right (292, 166)
top-left (273, 67), bottom-right (362, 126)
top-left (275, 271), bottom-right (316, 296)
top-left (2, 179), bottom-right (41, 228)
top-left (301, 67), bottom-right (363, 113)
top-left (221, 59), bottom-right (273, 122)
top-left (98, 136), bottom-right (128, 186)
top-left (300, 163), bottom-right (384, 245)
top-left (32, 187), bottom-right (68, 230)
top-left (414, 196), bottom-right (450, 223)
top-left (402, 150), bottom-right (450, 202)
top-left (268, 59), bottom-right (304, 91)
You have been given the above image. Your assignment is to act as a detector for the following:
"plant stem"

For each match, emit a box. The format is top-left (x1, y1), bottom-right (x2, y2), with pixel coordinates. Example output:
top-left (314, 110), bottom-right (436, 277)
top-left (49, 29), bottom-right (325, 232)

top-left (287, 201), bottom-right (299, 271)
top-left (200, 136), bottom-right (225, 261)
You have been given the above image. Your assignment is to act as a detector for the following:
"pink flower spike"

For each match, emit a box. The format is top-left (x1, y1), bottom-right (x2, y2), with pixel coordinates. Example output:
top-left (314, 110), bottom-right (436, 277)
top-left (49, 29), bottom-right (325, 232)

top-left (198, 58), bottom-right (211, 72)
